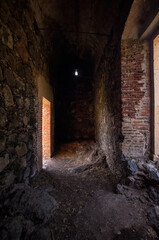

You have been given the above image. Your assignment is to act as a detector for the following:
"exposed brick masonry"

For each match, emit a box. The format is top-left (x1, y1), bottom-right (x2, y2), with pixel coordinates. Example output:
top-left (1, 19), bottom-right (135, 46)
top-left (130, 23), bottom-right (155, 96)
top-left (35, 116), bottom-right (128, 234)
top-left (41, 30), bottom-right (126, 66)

top-left (121, 39), bottom-right (150, 159)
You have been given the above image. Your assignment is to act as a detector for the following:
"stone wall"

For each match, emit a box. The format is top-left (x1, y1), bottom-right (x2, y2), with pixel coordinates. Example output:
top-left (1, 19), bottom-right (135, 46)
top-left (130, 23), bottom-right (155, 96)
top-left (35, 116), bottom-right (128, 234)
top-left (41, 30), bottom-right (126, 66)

top-left (95, 43), bottom-right (123, 176)
top-left (121, 39), bottom-right (150, 160)
top-left (0, 0), bottom-right (53, 186)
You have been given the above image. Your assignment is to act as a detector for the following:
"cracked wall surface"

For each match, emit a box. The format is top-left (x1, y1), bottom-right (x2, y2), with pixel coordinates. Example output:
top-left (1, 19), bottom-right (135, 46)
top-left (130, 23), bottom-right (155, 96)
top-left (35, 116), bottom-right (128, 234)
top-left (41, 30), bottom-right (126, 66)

top-left (121, 39), bottom-right (150, 160)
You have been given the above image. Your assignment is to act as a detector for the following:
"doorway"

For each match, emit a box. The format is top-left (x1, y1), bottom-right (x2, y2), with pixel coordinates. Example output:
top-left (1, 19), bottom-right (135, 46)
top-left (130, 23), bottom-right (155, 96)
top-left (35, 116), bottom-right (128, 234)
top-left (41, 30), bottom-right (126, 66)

top-left (42, 97), bottom-right (51, 163)
top-left (153, 35), bottom-right (159, 156)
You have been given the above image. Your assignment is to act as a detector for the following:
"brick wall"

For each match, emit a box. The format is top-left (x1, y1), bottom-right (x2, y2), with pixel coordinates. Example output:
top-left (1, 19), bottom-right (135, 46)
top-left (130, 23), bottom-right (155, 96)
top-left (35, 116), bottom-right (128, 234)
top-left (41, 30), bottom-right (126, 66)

top-left (121, 39), bottom-right (150, 160)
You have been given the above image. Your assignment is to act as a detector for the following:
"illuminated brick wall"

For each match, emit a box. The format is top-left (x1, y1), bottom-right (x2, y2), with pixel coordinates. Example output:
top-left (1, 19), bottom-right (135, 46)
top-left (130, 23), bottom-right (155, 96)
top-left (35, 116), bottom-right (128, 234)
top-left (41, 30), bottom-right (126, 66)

top-left (121, 39), bottom-right (150, 159)
top-left (42, 97), bottom-right (51, 159)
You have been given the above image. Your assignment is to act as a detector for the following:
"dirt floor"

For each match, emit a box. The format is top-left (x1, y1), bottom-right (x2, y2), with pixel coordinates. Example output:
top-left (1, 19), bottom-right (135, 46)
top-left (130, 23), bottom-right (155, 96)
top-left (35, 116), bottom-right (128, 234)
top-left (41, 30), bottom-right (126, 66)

top-left (31, 141), bottom-right (159, 240)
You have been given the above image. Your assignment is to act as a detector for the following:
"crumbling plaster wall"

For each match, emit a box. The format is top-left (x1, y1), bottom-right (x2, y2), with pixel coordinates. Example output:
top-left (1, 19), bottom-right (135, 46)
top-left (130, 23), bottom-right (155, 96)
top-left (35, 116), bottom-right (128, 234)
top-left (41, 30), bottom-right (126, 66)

top-left (121, 39), bottom-right (150, 160)
top-left (121, 0), bottom-right (159, 162)
top-left (0, 0), bottom-right (53, 187)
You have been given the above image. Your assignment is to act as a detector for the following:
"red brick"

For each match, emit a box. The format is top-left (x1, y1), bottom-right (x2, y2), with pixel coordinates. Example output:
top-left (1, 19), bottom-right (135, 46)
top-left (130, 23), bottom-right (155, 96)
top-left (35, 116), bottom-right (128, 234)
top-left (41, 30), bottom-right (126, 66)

top-left (121, 39), bottom-right (150, 159)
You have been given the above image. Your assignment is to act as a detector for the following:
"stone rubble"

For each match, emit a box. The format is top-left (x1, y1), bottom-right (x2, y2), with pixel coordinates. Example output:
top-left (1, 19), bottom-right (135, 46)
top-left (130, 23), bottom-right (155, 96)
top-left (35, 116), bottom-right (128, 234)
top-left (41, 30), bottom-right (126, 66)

top-left (118, 157), bottom-right (159, 238)
top-left (0, 184), bottom-right (58, 239)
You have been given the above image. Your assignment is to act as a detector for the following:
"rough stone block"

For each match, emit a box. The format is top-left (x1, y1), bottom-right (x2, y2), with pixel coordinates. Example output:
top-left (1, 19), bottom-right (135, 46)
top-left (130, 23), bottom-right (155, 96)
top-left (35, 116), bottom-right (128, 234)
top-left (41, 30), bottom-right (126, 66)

top-left (0, 66), bottom-right (3, 81)
top-left (20, 157), bottom-right (27, 168)
top-left (0, 21), bottom-right (13, 49)
top-left (3, 171), bottom-right (15, 186)
top-left (149, 170), bottom-right (159, 182)
top-left (0, 135), bottom-right (6, 152)
top-left (148, 205), bottom-right (159, 234)
top-left (16, 143), bottom-right (27, 157)
top-left (15, 41), bottom-right (29, 63)
top-left (10, 184), bottom-right (58, 223)
top-left (23, 116), bottom-right (29, 126)
top-left (127, 159), bottom-right (138, 174)
top-left (3, 85), bottom-right (14, 107)
top-left (0, 107), bottom-right (7, 127)
top-left (0, 155), bottom-right (9, 172)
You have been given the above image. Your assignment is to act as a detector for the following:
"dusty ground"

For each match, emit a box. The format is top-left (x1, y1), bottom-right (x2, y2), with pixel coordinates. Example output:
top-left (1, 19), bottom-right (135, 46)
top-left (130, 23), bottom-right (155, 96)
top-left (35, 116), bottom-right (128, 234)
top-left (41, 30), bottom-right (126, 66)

top-left (31, 141), bottom-right (159, 240)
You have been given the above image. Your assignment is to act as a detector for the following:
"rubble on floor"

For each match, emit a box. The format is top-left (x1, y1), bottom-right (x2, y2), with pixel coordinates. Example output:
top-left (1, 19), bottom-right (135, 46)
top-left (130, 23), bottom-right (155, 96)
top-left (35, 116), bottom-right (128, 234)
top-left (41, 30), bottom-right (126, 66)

top-left (0, 142), bottom-right (159, 239)
top-left (0, 184), bottom-right (58, 239)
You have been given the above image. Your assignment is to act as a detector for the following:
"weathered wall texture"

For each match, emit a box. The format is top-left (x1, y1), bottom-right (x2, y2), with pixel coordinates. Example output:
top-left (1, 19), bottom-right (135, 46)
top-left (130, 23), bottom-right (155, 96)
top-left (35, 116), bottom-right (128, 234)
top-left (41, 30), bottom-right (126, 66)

top-left (95, 43), bottom-right (123, 176)
top-left (121, 39), bottom-right (150, 160)
top-left (0, 0), bottom-right (53, 186)
top-left (94, 0), bottom-right (133, 176)
top-left (0, 0), bottom-right (134, 181)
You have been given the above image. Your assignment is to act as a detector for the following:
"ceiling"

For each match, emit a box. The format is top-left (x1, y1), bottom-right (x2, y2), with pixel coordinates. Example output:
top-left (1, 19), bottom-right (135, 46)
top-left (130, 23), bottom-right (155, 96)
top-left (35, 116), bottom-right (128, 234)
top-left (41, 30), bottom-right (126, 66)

top-left (122, 0), bottom-right (159, 39)
top-left (29, 0), bottom-right (133, 67)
